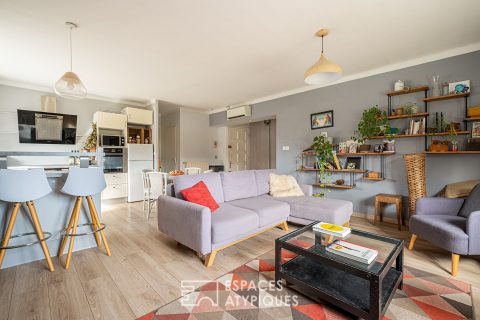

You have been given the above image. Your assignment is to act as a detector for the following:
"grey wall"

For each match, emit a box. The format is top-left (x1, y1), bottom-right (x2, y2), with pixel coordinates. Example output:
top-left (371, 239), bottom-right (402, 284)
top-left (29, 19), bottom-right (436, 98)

top-left (210, 51), bottom-right (480, 218)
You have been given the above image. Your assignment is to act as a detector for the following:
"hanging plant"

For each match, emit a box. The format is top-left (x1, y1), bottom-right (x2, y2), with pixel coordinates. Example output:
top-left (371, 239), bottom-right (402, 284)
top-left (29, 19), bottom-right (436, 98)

top-left (84, 122), bottom-right (97, 151)
top-left (312, 135), bottom-right (334, 191)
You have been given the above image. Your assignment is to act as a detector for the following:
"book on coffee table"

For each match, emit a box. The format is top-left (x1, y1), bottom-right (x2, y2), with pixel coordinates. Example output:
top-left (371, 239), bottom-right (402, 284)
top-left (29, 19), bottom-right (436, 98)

top-left (313, 222), bottom-right (351, 238)
top-left (326, 239), bottom-right (378, 264)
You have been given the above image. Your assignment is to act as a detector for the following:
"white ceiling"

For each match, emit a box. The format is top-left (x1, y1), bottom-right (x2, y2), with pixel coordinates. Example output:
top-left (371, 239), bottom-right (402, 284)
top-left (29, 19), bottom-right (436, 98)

top-left (1, 0), bottom-right (480, 110)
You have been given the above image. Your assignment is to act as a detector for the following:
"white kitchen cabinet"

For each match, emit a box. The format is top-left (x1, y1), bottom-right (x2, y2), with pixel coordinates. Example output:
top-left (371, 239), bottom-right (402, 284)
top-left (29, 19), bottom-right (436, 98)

top-left (122, 107), bottom-right (153, 125)
top-left (102, 172), bottom-right (127, 200)
top-left (94, 112), bottom-right (127, 130)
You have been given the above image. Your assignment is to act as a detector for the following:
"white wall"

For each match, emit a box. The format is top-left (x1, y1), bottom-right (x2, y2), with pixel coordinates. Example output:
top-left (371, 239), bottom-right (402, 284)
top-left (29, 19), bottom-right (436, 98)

top-left (0, 84), bottom-right (137, 152)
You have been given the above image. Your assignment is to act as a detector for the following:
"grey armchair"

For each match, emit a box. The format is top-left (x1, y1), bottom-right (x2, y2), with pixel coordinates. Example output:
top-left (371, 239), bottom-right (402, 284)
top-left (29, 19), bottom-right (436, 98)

top-left (408, 184), bottom-right (480, 276)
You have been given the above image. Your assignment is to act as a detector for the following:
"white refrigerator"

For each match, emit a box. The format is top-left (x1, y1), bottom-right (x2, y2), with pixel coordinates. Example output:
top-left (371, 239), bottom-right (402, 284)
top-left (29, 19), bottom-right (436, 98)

top-left (127, 144), bottom-right (154, 202)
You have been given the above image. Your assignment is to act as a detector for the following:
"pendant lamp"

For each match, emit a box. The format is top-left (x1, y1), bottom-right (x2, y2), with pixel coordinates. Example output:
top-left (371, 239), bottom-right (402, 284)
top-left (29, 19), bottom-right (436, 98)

top-left (304, 29), bottom-right (342, 85)
top-left (54, 22), bottom-right (87, 99)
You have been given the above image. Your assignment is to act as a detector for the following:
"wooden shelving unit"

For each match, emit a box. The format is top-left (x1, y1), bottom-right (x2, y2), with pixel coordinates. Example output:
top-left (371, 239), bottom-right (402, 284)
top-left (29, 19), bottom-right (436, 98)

top-left (387, 112), bottom-right (429, 120)
top-left (362, 177), bottom-right (385, 181)
top-left (300, 168), bottom-right (367, 173)
top-left (386, 85), bottom-right (429, 97)
top-left (422, 92), bottom-right (470, 103)
top-left (464, 116), bottom-right (480, 122)
top-left (336, 152), bottom-right (395, 156)
top-left (127, 127), bottom-right (152, 144)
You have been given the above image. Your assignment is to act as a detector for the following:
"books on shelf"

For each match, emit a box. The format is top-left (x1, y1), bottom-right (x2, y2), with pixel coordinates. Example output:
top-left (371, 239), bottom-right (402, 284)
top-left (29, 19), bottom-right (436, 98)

top-left (332, 152), bottom-right (341, 170)
top-left (313, 222), bottom-right (351, 238)
top-left (406, 118), bottom-right (426, 135)
top-left (326, 239), bottom-right (378, 264)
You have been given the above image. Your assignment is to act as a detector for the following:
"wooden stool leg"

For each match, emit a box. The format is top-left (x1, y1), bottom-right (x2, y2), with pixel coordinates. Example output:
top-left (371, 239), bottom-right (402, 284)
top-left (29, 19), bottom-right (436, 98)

top-left (396, 201), bottom-right (402, 231)
top-left (86, 196), bottom-right (101, 248)
top-left (58, 196), bottom-right (82, 257)
top-left (87, 196), bottom-right (111, 256)
top-left (379, 202), bottom-right (383, 222)
top-left (0, 203), bottom-right (21, 268)
top-left (400, 201), bottom-right (405, 226)
top-left (374, 198), bottom-right (379, 224)
top-left (27, 202), bottom-right (54, 272)
top-left (65, 197), bottom-right (82, 269)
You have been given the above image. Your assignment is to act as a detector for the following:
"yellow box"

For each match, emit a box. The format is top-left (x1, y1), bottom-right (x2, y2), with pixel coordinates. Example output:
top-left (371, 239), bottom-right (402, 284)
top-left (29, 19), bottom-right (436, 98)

top-left (467, 106), bottom-right (480, 117)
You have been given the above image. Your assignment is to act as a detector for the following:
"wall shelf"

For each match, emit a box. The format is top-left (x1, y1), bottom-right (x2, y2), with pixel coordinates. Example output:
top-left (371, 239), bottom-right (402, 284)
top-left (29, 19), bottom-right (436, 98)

top-left (424, 151), bottom-right (480, 155)
top-left (337, 152), bottom-right (395, 156)
top-left (387, 112), bottom-right (429, 120)
top-left (313, 183), bottom-right (354, 189)
top-left (386, 85), bottom-right (430, 97)
top-left (362, 177), bottom-right (385, 181)
top-left (368, 131), bottom-right (470, 139)
top-left (464, 116), bottom-right (480, 122)
top-left (301, 168), bottom-right (367, 173)
top-left (422, 92), bottom-right (470, 103)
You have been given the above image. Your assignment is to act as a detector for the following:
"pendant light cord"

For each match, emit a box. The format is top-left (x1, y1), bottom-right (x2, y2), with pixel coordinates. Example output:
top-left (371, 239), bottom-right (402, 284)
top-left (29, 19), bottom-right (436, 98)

top-left (321, 36), bottom-right (324, 53)
top-left (69, 26), bottom-right (73, 71)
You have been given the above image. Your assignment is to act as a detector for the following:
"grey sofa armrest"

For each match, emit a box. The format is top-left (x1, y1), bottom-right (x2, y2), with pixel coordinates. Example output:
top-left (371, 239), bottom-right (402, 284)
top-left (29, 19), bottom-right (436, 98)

top-left (467, 211), bottom-right (480, 255)
top-left (299, 184), bottom-right (313, 196)
top-left (157, 195), bottom-right (212, 254)
top-left (415, 197), bottom-right (464, 216)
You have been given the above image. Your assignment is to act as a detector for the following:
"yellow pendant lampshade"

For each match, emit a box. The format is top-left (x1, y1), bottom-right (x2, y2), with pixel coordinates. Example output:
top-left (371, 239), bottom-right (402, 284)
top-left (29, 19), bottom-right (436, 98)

top-left (54, 22), bottom-right (87, 99)
top-left (304, 29), bottom-right (342, 85)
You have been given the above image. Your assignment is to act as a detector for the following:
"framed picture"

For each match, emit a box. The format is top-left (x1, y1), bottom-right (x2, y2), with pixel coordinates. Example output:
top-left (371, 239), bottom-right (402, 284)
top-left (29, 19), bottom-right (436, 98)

top-left (448, 80), bottom-right (470, 94)
top-left (345, 156), bottom-right (361, 169)
top-left (472, 122), bottom-right (480, 138)
top-left (311, 110), bottom-right (334, 130)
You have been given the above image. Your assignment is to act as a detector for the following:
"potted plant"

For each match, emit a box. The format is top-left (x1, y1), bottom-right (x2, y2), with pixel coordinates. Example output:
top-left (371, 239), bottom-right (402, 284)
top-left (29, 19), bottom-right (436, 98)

top-left (354, 106), bottom-right (390, 152)
top-left (84, 122), bottom-right (98, 152)
top-left (312, 134), bottom-right (334, 191)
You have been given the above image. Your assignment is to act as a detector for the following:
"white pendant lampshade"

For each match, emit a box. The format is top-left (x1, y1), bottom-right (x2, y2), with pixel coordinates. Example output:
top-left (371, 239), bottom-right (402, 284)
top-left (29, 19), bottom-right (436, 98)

top-left (304, 29), bottom-right (342, 85)
top-left (54, 22), bottom-right (87, 99)
top-left (54, 71), bottom-right (87, 99)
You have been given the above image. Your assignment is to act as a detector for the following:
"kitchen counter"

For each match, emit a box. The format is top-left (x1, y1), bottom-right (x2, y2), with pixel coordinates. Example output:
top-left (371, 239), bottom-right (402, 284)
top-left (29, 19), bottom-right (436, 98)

top-left (0, 151), bottom-right (104, 269)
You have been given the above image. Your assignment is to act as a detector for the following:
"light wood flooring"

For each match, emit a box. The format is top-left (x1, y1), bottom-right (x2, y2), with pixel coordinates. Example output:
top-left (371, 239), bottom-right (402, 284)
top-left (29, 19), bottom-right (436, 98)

top-left (0, 199), bottom-right (479, 320)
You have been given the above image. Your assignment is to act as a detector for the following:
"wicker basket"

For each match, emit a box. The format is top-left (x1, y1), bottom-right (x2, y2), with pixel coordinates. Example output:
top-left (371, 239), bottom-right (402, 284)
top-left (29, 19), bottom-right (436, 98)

top-left (404, 153), bottom-right (426, 216)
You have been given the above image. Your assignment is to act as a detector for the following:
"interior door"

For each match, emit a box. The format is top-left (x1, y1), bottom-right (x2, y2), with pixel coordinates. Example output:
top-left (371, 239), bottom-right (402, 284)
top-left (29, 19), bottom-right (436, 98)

top-left (163, 125), bottom-right (178, 172)
top-left (228, 126), bottom-right (250, 171)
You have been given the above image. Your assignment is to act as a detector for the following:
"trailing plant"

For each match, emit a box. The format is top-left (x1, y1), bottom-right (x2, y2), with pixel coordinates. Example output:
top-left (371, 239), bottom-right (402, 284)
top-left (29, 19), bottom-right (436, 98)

top-left (312, 135), bottom-right (334, 190)
top-left (354, 105), bottom-right (391, 144)
top-left (84, 122), bottom-right (97, 150)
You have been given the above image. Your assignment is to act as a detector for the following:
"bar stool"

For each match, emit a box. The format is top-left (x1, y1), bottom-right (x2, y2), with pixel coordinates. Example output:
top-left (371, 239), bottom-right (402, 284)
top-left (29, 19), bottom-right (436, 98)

top-left (374, 193), bottom-right (404, 230)
top-left (58, 167), bottom-right (111, 269)
top-left (0, 169), bottom-right (54, 271)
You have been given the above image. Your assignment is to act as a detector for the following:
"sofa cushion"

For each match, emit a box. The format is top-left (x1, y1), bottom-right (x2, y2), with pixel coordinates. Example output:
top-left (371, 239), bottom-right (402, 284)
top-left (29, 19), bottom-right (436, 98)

top-left (220, 171), bottom-right (258, 201)
top-left (254, 169), bottom-right (277, 195)
top-left (269, 173), bottom-right (304, 197)
top-left (180, 181), bottom-right (219, 212)
top-left (229, 196), bottom-right (290, 227)
top-left (211, 203), bottom-right (259, 244)
top-left (458, 183), bottom-right (480, 218)
top-left (274, 196), bottom-right (352, 225)
top-left (410, 215), bottom-right (468, 255)
top-left (173, 173), bottom-right (224, 203)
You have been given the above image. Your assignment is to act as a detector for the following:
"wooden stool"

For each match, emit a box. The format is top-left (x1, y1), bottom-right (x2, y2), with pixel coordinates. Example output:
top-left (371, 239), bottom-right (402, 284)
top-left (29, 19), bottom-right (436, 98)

top-left (374, 194), bottom-right (404, 230)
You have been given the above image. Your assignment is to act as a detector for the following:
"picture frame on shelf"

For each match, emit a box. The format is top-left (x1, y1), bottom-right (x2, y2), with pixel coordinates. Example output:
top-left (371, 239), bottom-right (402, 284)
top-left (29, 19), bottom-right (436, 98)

top-left (345, 156), bottom-right (361, 169)
top-left (311, 110), bottom-right (334, 130)
top-left (448, 80), bottom-right (470, 94)
top-left (472, 121), bottom-right (480, 138)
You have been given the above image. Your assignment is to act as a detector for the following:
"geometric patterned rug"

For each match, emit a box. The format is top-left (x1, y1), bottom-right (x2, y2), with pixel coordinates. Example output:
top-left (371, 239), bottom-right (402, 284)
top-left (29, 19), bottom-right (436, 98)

top-left (137, 250), bottom-right (473, 320)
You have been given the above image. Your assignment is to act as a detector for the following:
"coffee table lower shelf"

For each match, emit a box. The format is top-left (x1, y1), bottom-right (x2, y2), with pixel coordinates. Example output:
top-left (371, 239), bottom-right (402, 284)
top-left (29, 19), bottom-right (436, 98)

top-left (279, 255), bottom-right (402, 319)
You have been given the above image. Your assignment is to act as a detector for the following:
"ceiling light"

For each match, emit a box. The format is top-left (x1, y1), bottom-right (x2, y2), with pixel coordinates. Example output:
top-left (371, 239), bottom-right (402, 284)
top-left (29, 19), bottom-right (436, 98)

top-left (304, 29), bottom-right (342, 85)
top-left (54, 22), bottom-right (87, 99)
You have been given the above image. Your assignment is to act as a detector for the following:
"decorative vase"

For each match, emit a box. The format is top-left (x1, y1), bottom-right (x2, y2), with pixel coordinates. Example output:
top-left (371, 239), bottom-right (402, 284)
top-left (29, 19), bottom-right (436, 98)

top-left (430, 75), bottom-right (441, 97)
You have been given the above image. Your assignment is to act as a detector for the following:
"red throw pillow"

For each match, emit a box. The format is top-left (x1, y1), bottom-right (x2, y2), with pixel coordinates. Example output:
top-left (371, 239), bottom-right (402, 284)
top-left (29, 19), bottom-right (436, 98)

top-left (180, 181), bottom-right (219, 212)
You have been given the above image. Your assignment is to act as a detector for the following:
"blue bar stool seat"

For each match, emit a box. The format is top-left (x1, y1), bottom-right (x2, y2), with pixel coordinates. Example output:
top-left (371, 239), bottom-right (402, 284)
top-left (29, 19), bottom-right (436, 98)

top-left (58, 167), bottom-right (111, 269)
top-left (0, 169), bottom-right (55, 271)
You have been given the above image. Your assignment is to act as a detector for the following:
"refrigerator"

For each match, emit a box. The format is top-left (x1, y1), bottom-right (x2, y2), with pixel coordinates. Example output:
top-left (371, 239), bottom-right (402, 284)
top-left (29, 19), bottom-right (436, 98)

top-left (127, 144), bottom-right (154, 202)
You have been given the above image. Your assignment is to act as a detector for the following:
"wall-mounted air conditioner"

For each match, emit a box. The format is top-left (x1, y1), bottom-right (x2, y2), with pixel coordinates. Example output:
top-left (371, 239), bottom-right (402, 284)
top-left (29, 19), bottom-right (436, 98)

top-left (227, 105), bottom-right (252, 120)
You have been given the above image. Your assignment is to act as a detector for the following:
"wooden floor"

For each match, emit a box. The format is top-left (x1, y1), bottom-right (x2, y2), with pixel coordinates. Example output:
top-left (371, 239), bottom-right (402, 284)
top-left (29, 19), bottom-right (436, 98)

top-left (0, 199), bottom-right (479, 320)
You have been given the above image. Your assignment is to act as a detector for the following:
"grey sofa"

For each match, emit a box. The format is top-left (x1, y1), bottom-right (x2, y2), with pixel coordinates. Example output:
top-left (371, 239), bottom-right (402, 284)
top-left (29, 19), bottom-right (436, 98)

top-left (157, 169), bottom-right (353, 266)
top-left (408, 183), bottom-right (480, 276)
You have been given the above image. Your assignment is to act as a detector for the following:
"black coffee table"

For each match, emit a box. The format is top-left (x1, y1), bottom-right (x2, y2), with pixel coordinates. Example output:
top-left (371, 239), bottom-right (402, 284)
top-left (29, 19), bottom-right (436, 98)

top-left (275, 222), bottom-right (403, 320)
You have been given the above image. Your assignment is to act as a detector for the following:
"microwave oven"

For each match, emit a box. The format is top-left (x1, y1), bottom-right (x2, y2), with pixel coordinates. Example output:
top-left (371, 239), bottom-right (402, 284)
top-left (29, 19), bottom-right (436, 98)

top-left (101, 135), bottom-right (125, 147)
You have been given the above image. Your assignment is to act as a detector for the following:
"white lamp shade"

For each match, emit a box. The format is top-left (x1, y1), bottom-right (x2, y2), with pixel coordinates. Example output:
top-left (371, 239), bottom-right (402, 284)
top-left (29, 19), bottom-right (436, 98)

top-left (304, 53), bottom-right (342, 85)
top-left (54, 71), bottom-right (87, 99)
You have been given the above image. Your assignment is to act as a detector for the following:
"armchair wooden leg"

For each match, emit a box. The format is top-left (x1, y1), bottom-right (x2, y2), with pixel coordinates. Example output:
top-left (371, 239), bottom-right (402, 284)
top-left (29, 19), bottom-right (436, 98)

top-left (343, 221), bottom-right (350, 228)
top-left (451, 253), bottom-right (460, 277)
top-left (408, 234), bottom-right (417, 251)
top-left (280, 221), bottom-right (288, 231)
top-left (204, 250), bottom-right (217, 267)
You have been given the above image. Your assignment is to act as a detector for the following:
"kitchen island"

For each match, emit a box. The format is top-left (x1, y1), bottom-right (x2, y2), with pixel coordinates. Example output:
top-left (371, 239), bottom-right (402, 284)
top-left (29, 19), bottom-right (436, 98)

top-left (0, 151), bottom-right (105, 269)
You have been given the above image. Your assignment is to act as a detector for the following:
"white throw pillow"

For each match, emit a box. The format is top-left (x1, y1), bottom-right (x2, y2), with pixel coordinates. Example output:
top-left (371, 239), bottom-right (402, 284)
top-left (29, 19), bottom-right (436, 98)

top-left (269, 173), bottom-right (304, 197)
